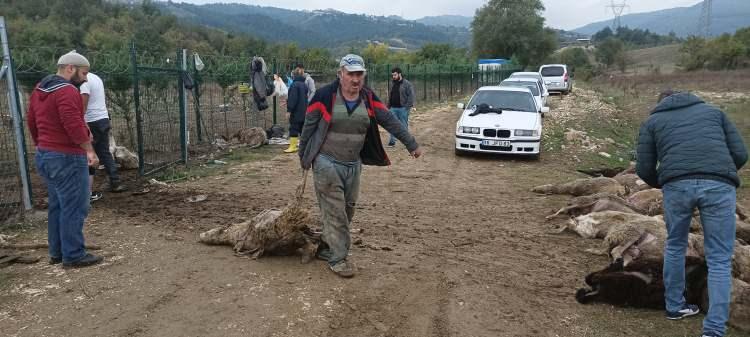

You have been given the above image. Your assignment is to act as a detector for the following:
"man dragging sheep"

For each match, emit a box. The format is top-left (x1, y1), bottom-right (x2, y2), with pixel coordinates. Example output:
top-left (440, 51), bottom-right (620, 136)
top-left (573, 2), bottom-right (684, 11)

top-left (298, 54), bottom-right (423, 278)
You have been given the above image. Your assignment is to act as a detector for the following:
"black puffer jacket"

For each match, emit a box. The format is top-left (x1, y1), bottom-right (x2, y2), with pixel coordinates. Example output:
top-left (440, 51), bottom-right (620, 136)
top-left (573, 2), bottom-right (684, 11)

top-left (636, 92), bottom-right (748, 188)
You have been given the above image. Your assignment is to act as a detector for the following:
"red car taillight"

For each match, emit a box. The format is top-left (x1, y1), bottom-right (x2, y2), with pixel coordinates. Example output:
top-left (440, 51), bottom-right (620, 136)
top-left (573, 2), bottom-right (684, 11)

top-left (564, 72), bottom-right (569, 82)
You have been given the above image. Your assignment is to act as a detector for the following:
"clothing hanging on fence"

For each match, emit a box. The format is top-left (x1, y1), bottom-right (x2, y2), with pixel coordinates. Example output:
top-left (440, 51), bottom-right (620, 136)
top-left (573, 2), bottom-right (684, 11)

top-left (250, 56), bottom-right (270, 111)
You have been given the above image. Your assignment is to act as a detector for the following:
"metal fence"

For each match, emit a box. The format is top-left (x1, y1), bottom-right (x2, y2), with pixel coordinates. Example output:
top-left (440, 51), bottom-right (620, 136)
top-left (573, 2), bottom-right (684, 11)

top-left (1, 30), bottom-right (522, 216)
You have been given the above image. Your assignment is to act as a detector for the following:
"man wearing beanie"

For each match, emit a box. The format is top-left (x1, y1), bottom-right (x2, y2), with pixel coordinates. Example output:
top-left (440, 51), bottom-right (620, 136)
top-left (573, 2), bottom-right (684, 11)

top-left (26, 50), bottom-right (104, 268)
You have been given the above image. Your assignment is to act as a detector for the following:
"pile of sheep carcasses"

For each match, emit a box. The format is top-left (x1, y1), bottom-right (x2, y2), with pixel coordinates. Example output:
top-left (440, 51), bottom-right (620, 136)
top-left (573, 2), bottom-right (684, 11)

top-left (533, 169), bottom-right (750, 332)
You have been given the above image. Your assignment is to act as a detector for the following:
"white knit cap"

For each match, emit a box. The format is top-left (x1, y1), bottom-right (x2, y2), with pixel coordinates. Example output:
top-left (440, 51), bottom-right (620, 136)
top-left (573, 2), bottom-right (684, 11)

top-left (57, 50), bottom-right (90, 67)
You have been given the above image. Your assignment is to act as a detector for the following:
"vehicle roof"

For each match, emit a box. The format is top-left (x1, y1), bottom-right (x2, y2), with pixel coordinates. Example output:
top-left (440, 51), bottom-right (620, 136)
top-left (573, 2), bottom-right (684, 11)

top-left (540, 64), bottom-right (567, 68)
top-left (511, 72), bottom-right (541, 76)
top-left (477, 86), bottom-right (533, 94)
top-left (502, 77), bottom-right (540, 83)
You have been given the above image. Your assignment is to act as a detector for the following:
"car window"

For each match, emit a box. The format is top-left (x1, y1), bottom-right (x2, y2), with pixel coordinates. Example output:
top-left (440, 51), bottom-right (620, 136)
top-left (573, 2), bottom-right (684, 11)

top-left (468, 90), bottom-right (536, 112)
top-left (500, 81), bottom-right (540, 96)
top-left (541, 66), bottom-right (565, 77)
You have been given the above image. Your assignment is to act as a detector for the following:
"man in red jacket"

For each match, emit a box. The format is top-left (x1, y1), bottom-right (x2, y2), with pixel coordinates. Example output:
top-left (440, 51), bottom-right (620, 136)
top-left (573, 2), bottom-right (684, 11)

top-left (27, 50), bottom-right (103, 268)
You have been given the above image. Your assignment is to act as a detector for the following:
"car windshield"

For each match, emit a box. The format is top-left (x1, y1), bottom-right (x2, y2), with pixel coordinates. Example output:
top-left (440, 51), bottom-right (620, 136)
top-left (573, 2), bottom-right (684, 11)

top-left (468, 90), bottom-right (536, 112)
top-left (541, 66), bottom-right (565, 77)
top-left (501, 81), bottom-right (540, 96)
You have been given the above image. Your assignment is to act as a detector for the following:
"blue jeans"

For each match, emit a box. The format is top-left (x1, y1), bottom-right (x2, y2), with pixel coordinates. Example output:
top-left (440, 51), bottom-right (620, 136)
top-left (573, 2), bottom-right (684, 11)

top-left (35, 149), bottom-right (91, 263)
top-left (388, 107), bottom-right (409, 145)
top-left (663, 179), bottom-right (736, 337)
top-left (312, 154), bottom-right (361, 266)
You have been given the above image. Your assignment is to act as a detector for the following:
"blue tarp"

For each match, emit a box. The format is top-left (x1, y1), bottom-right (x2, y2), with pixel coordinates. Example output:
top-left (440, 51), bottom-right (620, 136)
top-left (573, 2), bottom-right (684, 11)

top-left (477, 59), bottom-right (509, 65)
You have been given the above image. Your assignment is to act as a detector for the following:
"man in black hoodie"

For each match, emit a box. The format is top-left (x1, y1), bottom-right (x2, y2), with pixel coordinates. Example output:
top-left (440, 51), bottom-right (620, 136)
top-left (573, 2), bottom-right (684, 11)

top-left (284, 68), bottom-right (308, 153)
top-left (637, 90), bottom-right (747, 337)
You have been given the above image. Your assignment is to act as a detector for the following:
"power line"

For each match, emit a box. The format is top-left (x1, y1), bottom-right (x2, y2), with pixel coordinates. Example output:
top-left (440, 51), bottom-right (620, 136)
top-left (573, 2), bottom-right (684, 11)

top-left (606, 0), bottom-right (629, 30)
top-left (698, 0), bottom-right (713, 37)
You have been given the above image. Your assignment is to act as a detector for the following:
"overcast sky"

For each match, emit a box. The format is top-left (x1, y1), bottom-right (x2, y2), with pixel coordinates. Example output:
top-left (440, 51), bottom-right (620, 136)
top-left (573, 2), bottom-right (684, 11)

top-left (180, 0), bottom-right (703, 30)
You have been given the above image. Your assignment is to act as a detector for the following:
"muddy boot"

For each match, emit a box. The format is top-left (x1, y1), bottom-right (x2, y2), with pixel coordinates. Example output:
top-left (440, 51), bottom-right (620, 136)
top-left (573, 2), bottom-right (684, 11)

top-left (284, 137), bottom-right (298, 153)
top-left (329, 260), bottom-right (354, 278)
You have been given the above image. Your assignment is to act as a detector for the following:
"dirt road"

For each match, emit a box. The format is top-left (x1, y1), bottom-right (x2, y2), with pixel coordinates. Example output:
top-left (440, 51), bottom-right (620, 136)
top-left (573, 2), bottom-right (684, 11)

top-left (0, 90), bottom-right (740, 337)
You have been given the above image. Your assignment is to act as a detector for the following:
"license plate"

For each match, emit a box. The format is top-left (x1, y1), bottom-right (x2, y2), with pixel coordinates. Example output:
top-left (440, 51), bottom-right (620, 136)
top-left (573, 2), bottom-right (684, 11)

top-left (482, 140), bottom-right (510, 147)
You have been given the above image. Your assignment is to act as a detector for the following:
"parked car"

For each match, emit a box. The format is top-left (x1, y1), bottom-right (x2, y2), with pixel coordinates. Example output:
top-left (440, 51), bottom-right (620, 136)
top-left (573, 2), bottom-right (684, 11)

top-left (539, 64), bottom-right (573, 94)
top-left (500, 77), bottom-right (547, 111)
top-left (455, 86), bottom-right (547, 159)
top-left (509, 71), bottom-right (549, 98)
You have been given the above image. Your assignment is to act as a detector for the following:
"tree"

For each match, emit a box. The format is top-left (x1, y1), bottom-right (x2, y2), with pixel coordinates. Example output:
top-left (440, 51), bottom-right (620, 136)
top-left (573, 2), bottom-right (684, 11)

top-left (471, 0), bottom-right (557, 68)
top-left (679, 36), bottom-right (709, 71)
top-left (361, 43), bottom-right (389, 64)
top-left (595, 37), bottom-right (626, 69)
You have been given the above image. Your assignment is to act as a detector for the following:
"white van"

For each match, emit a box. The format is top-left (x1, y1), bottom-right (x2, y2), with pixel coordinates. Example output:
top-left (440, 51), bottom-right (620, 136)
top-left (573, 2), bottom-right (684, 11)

top-left (539, 64), bottom-right (572, 95)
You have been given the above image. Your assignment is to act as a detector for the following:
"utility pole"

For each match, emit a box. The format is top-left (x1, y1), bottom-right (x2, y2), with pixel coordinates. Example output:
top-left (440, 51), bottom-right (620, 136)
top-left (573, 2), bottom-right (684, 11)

top-left (606, 0), bottom-right (629, 31)
top-left (699, 0), bottom-right (714, 38)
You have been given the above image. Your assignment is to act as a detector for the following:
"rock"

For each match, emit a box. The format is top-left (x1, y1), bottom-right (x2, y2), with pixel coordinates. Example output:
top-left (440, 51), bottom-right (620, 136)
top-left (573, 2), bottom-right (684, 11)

top-left (598, 152), bottom-right (612, 158)
top-left (564, 129), bottom-right (587, 142)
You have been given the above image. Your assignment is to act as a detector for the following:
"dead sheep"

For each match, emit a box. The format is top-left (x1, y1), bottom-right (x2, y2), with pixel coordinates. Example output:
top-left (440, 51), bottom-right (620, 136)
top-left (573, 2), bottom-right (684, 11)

top-left (576, 256), bottom-right (707, 310)
top-left (199, 208), bottom-right (318, 262)
top-left (728, 278), bottom-right (750, 332)
top-left (566, 211), bottom-right (703, 265)
top-left (612, 174), bottom-right (650, 195)
top-left (739, 221), bottom-right (750, 244)
top-left (547, 194), bottom-right (644, 220)
top-left (627, 189), bottom-right (663, 216)
top-left (532, 177), bottom-right (626, 197)
top-left (736, 245), bottom-right (750, 283)
top-left (230, 127), bottom-right (267, 148)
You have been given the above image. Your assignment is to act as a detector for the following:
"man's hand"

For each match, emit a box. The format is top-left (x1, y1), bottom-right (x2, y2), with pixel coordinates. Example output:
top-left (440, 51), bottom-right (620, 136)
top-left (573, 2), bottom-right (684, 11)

top-left (410, 147), bottom-right (423, 159)
top-left (87, 150), bottom-right (99, 168)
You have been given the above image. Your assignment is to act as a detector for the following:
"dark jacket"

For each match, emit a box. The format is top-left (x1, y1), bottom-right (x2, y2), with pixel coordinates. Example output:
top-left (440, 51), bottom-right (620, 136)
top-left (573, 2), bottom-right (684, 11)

top-left (388, 78), bottom-right (415, 110)
top-left (298, 79), bottom-right (419, 169)
top-left (27, 75), bottom-right (89, 155)
top-left (636, 92), bottom-right (748, 188)
top-left (287, 75), bottom-right (307, 124)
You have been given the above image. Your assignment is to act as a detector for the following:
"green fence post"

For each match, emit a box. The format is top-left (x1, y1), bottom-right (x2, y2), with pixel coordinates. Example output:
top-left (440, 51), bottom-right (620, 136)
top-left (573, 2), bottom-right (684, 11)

top-left (272, 57), bottom-right (277, 126)
top-left (178, 49), bottom-right (188, 165)
top-left (438, 64), bottom-right (441, 102)
top-left (422, 63), bottom-right (427, 102)
top-left (192, 53), bottom-right (202, 143)
top-left (449, 64), bottom-right (453, 99)
top-left (130, 41), bottom-right (145, 176)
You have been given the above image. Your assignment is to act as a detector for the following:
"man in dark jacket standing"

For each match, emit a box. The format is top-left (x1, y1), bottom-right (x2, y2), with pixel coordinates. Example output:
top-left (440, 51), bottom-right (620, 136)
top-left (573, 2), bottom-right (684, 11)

top-left (26, 51), bottom-right (103, 268)
top-left (636, 90), bottom-right (747, 337)
top-left (386, 67), bottom-right (415, 147)
top-left (284, 69), bottom-right (307, 153)
top-left (299, 54), bottom-right (423, 278)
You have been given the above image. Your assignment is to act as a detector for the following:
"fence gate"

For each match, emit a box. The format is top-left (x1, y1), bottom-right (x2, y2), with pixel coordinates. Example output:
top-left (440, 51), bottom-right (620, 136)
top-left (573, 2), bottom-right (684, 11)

top-left (131, 44), bottom-right (188, 176)
top-left (0, 16), bottom-right (32, 222)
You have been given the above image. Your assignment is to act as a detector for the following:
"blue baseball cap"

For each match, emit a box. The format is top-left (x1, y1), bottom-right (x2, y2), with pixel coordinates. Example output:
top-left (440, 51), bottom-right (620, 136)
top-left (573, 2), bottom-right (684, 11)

top-left (339, 54), bottom-right (366, 72)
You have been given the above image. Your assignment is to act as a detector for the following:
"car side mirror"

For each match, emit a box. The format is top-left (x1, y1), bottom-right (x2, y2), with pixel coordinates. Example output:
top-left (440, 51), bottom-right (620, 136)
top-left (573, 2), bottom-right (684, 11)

top-left (541, 107), bottom-right (550, 114)
top-left (457, 103), bottom-right (465, 110)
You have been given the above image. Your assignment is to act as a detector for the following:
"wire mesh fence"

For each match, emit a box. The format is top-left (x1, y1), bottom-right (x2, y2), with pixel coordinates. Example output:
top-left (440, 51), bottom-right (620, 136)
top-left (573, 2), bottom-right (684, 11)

top-left (0, 80), bottom-right (24, 223)
top-left (6, 42), bottom-right (523, 182)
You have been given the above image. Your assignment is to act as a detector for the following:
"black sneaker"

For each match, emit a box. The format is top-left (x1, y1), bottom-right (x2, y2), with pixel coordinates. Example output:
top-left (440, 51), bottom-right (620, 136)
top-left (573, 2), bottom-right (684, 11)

top-left (90, 191), bottom-right (103, 202)
top-left (62, 253), bottom-right (103, 268)
top-left (666, 304), bottom-right (700, 320)
top-left (49, 257), bottom-right (62, 265)
top-left (109, 183), bottom-right (128, 193)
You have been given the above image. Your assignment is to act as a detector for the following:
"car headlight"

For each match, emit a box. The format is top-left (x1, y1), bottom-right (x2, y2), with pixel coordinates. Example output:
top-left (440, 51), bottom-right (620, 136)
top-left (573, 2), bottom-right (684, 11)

top-left (514, 129), bottom-right (539, 137)
top-left (458, 126), bottom-right (480, 134)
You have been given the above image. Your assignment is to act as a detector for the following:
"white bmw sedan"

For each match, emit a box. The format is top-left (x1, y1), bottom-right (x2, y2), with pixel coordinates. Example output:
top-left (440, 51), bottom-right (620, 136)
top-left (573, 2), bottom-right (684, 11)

top-left (455, 86), bottom-right (547, 159)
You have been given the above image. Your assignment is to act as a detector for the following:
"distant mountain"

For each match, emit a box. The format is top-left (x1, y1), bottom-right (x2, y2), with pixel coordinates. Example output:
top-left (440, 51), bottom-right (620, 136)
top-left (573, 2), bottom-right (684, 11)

top-left (573, 0), bottom-right (750, 37)
top-left (157, 2), bottom-right (472, 49)
top-left (416, 15), bottom-right (473, 28)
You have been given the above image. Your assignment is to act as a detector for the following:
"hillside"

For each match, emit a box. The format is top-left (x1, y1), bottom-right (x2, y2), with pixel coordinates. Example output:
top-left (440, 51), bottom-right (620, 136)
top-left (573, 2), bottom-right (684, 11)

top-left (157, 2), bottom-right (472, 49)
top-left (573, 0), bottom-right (750, 37)
top-left (416, 15), bottom-right (472, 28)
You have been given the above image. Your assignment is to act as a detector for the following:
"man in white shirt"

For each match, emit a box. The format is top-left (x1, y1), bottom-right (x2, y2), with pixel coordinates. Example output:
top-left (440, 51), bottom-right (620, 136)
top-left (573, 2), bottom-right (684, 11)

top-left (80, 72), bottom-right (127, 199)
